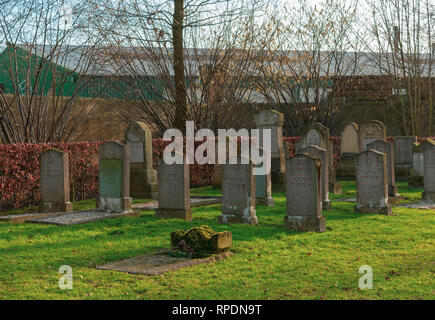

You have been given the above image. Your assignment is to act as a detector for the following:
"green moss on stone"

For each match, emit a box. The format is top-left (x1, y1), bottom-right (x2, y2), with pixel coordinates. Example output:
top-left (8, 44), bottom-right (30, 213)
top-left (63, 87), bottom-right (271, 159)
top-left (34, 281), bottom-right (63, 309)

top-left (170, 225), bottom-right (232, 253)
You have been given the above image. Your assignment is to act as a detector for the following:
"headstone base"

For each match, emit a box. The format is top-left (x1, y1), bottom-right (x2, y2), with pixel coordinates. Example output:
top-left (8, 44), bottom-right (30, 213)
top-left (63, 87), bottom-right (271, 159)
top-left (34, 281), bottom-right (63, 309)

top-left (283, 216), bottom-right (326, 232)
top-left (337, 154), bottom-right (356, 178)
top-left (98, 197), bottom-right (132, 213)
top-left (218, 212), bottom-right (258, 225)
top-left (38, 201), bottom-right (73, 213)
top-left (256, 197), bottom-right (274, 206)
top-left (155, 209), bottom-right (192, 221)
top-left (388, 185), bottom-right (399, 197)
top-left (329, 181), bottom-right (342, 194)
top-left (408, 176), bottom-right (424, 188)
top-left (422, 191), bottom-right (435, 202)
top-left (354, 204), bottom-right (392, 215)
top-left (322, 200), bottom-right (331, 210)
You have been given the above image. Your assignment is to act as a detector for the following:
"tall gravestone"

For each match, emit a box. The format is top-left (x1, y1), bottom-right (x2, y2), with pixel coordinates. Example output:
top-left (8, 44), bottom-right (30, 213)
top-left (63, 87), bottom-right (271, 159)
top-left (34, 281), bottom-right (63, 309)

top-left (422, 138), bottom-right (435, 201)
top-left (218, 156), bottom-right (258, 225)
top-left (338, 123), bottom-right (358, 178)
top-left (300, 122), bottom-right (341, 194)
top-left (394, 136), bottom-right (417, 179)
top-left (355, 150), bottom-right (391, 215)
top-left (255, 168), bottom-right (274, 207)
top-left (254, 110), bottom-right (285, 191)
top-left (367, 140), bottom-right (398, 197)
top-left (213, 164), bottom-right (223, 190)
top-left (125, 122), bottom-right (158, 199)
top-left (155, 158), bottom-right (191, 221)
top-left (284, 153), bottom-right (325, 232)
top-left (359, 120), bottom-right (386, 152)
top-left (299, 146), bottom-right (331, 210)
top-left (98, 141), bottom-right (132, 213)
top-left (39, 149), bottom-right (73, 213)
top-left (409, 142), bottom-right (424, 187)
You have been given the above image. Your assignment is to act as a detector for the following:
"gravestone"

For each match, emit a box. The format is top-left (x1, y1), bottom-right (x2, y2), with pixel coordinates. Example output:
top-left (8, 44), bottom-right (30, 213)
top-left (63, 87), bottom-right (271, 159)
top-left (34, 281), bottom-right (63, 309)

top-left (98, 141), bottom-right (132, 213)
top-left (299, 146), bottom-right (330, 210)
top-left (213, 164), bottom-right (223, 190)
top-left (284, 153), bottom-right (325, 232)
top-left (422, 138), bottom-right (435, 201)
top-left (367, 140), bottom-right (398, 197)
top-left (218, 156), bottom-right (258, 225)
top-left (255, 168), bottom-right (274, 207)
top-left (254, 110), bottom-right (285, 191)
top-left (125, 122), bottom-right (158, 199)
top-left (394, 136), bottom-right (417, 179)
top-left (155, 158), bottom-right (191, 221)
top-left (359, 120), bottom-right (386, 152)
top-left (299, 122), bottom-right (341, 194)
top-left (355, 150), bottom-right (391, 215)
top-left (338, 123), bottom-right (358, 178)
top-left (39, 149), bottom-right (73, 213)
top-left (409, 142), bottom-right (424, 187)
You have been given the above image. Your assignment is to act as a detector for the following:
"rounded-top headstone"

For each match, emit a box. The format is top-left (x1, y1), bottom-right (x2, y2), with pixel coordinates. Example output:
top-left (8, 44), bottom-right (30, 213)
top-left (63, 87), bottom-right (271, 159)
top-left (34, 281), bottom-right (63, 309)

top-left (340, 122), bottom-right (359, 154)
top-left (359, 120), bottom-right (386, 152)
top-left (254, 109), bottom-right (284, 126)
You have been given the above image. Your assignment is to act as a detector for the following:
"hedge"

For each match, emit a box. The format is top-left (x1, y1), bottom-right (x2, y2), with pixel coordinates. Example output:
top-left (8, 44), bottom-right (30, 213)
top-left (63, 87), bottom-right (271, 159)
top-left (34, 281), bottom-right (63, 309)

top-left (1, 136), bottom-right (431, 210)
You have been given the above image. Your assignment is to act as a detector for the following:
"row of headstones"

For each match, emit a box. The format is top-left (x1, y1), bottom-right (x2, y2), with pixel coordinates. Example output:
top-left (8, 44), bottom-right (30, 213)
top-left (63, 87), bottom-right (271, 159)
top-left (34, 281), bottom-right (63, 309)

top-left (39, 114), bottom-right (435, 230)
top-left (338, 120), bottom-right (427, 187)
top-left (39, 122), bottom-right (157, 214)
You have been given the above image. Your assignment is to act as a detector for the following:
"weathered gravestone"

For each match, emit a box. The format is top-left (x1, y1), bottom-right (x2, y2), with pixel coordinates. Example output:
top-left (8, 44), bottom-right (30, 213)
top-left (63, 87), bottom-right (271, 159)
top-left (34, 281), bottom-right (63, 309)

top-left (394, 136), bottom-right (417, 179)
top-left (284, 153), bottom-right (325, 232)
top-left (98, 141), bottom-right (132, 213)
top-left (155, 158), bottom-right (191, 221)
top-left (125, 122), bottom-right (158, 199)
top-left (422, 138), bottom-right (435, 202)
top-left (299, 146), bottom-right (330, 210)
top-left (355, 150), bottom-right (392, 215)
top-left (171, 225), bottom-right (232, 253)
top-left (409, 142), bottom-right (424, 187)
top-left (218, 156), bottom-right (258, 225)
top-left (299, 122), bottom-right (341, 194)
top-left (213, 164), bottom-right (223, 190)
top-left (39, 149), bottom-right (73, 213)
top-left (255, 167), bottom-right (274, 206)
top-left (338, 122), bottom-right (358, 178)
top-left (359, 120), bottom-right (386, 152)
top-left (367, 140), bottom-right (398, 197)
top-left (254, 110), bottom-right (285, 191)
top-left (254, 147), bottom-right (274, 206)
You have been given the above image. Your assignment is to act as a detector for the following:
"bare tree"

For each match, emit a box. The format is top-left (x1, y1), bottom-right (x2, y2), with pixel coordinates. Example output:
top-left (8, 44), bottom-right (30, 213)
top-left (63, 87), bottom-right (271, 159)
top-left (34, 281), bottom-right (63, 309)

top-left (359, 0), bottom-right (434, 136)
top-left (252, 0), bottom-right (361, 136)
top-left (89, 0), bottom-right (269, 135)
top-left (0, 0), bottom-right (110, 143)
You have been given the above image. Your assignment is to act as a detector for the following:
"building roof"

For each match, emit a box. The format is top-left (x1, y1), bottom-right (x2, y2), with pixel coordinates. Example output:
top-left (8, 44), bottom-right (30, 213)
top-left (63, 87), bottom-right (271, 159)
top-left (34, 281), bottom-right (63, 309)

top-left (10, 43), bottom-right (435, 78)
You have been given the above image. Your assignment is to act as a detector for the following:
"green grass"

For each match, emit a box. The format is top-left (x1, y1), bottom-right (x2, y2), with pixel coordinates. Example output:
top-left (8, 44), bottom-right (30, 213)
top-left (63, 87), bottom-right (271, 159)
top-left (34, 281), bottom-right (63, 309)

top-left (0, 181), bottom-right (433, 300)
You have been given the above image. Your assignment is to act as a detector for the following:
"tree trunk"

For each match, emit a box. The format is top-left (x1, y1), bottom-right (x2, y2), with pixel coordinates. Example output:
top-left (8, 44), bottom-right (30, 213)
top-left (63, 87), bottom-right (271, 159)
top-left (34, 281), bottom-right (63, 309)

top-left (172, 0), bottom-right (187, 133)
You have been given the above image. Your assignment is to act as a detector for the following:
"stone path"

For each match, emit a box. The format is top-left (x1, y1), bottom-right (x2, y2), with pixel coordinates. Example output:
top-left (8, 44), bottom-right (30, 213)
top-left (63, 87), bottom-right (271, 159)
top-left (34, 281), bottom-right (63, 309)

top-left (331, 197), bottom-right (357, 202)
top-left (133, 196), bottom-right (221, 211)
top-left (395, 201), bottom-right (435, 210)
top-left (96, 250), bottom-right (232, 276)
top-left (27, 210), bottom-right (137, 226)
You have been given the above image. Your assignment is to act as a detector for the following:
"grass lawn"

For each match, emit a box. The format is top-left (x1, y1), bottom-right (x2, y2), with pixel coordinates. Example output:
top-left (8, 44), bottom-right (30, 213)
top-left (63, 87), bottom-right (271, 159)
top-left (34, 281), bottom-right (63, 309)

top-left (0, 181), bottom-right (433, 300)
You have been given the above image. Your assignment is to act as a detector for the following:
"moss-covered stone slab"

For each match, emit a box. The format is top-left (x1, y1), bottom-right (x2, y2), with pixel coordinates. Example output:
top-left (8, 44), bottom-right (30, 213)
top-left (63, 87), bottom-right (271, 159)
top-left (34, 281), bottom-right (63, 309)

top-left (96, 250), bottom-right (233, 276)
top-left (171, 225), bottom-right (232, 253)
